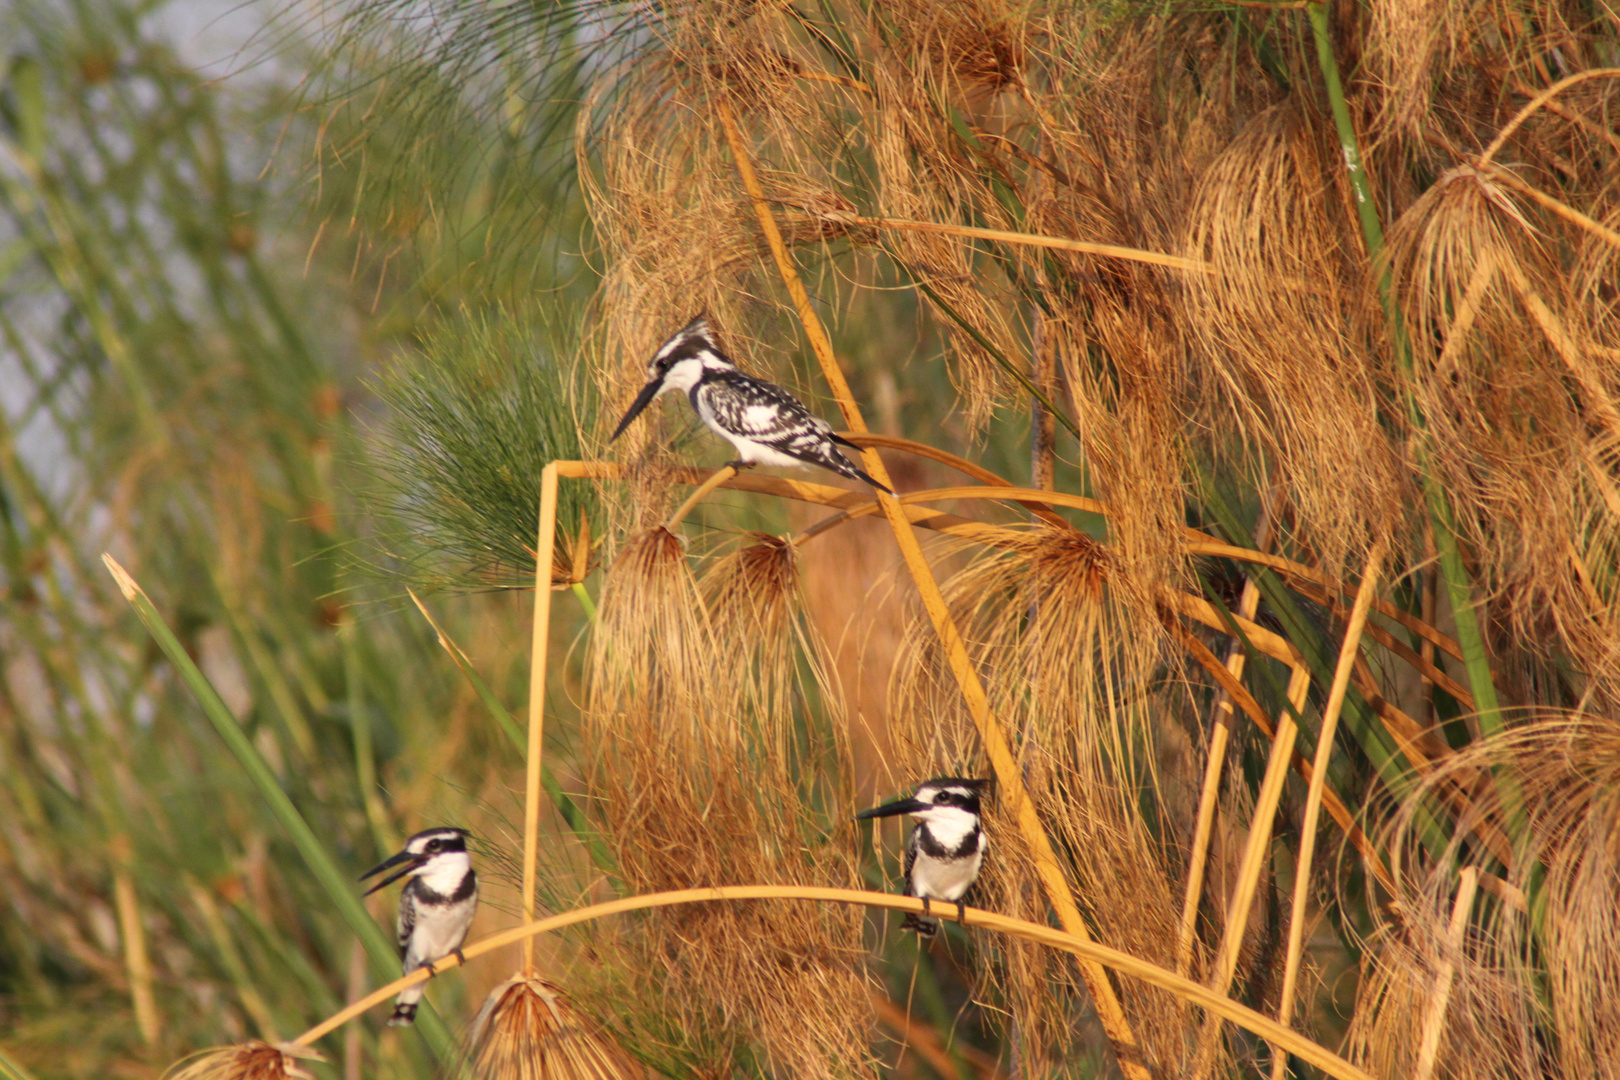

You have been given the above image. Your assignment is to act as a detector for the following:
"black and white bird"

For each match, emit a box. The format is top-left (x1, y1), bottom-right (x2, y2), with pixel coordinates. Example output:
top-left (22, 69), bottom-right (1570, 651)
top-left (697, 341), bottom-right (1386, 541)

top-left (360, 827), bottom-right (478, 1026)
top-left (856, 777), bottom-right (989, 936)
top-left (610, 315), bottom-right (892, 494)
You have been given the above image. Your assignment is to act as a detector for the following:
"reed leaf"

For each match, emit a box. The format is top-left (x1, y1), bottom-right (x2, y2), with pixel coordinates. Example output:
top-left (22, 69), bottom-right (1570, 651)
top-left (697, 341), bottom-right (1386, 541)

top-left (101, 556), bottom-right (453, 1058)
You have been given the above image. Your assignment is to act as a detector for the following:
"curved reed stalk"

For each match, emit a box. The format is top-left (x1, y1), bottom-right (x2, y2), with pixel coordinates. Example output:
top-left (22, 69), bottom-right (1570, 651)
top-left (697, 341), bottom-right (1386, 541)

top-left (717, 101), bottom-right (1152, 1078)
top-left (662, 465), bottom-right (738, 531)
top-left (286, 885), bottom-right (1374, 1080)
top-left (1477, 69), bottom-right (1620, 165)
top-left (836, 432), bottom-right (1075, 527)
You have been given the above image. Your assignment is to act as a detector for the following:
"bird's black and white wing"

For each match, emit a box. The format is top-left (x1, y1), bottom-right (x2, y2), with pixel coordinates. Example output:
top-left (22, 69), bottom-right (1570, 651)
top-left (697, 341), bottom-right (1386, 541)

top-left (693, 370), bottom-right (892, 493)
top-left (902, 827), bottom-right (921, 895)
top-left (396, 889), bottom-right (417, 962)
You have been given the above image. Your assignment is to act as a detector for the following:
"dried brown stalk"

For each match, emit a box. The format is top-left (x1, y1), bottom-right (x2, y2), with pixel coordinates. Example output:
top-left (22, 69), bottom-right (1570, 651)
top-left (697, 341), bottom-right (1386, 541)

top-left (1272, 538), bottom-right (1387, 1077)
top-left (849, 214), bottom-right (1216, 275)
top-left (112, 839), bottom-right (161, 1047)
top-left (521, 462), bottom-right (561, 971)
top-left (1167, 621), bottom-right (1391, 889)
top-left (1478, 69), bottom-right (1620, 165)
top-left (1411, 867), bottom-right (1479, 1080)
top-left (1190, 664), bottom-right (1311, 1080)
top-left (1176, 494), bottom-right (1277, 980)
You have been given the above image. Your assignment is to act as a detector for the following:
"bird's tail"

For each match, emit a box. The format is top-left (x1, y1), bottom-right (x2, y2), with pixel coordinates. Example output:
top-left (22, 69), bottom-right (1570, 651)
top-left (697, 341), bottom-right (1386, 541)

top-left (848, 463), bottom-right (894, 495)
top-left (387, 983), bottom-right (425, 1026)
top-left (827, 436), bottom-right (895, 494)
top-left (900, 912), bottom-right (940, 937)
top-left (857, 468), bottom-right (894, 495)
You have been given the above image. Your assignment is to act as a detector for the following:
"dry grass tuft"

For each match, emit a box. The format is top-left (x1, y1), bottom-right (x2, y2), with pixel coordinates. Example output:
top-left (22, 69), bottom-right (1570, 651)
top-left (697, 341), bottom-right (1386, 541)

top-left (1354, 715), bottom-right (1620, 1077)
top-left (1186, 104), bottom-right (1398, 571)
top-left (163, 1042), bottom-right (322, 1080)
top-left (1365, 0), bottom-right (1458, 140)
top-left (580, 530), bottom-right (873, 1077)
top-left (1384, 162), bottom-right (1620, 700)
top-left (890, 525), bottom-right (1195, 1074)
top-left (464, 975), bottom-right (637, 1080)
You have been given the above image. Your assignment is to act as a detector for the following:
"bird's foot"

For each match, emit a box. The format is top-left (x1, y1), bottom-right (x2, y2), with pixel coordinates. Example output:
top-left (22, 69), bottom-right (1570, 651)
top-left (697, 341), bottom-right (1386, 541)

top-left (920, 896), bottom-right (932, 918)
top-left (723, 460), bottom-right (756, 472)
top-left (956, 900), bottom-right (967, 926)
top-left (452, 947), bottom-right (466, 968)
top-left (900, 912), bottom-right (940, 937)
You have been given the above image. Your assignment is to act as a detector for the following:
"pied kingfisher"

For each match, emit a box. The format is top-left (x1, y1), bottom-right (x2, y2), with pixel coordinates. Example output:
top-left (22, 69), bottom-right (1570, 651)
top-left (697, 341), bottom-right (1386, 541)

top-left (361, 827), bottom-right (478, 1026)
top-left (610, 315), bottom-right (893, 493)
top-left (856, 778), bottom-right (989, 936)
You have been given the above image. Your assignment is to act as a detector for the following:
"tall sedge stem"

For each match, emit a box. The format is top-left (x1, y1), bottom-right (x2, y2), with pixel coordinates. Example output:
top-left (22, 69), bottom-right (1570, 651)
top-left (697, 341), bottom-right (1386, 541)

top-left (522, 463), bottom-right (561, 971)
top-left (717, 101), bottom-right (1152, 1080)
top-left (112, 855), bottom-right (160, 1046)
top-left (1307, 0), bottom-right (1503, 733)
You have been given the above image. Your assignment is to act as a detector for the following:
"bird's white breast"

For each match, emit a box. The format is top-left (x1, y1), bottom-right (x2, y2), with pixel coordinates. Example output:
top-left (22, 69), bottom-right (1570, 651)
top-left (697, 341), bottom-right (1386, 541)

top-left (912, 846), bottom-right (983, 902)
top-left (406, 894), bottom-right (476, 967)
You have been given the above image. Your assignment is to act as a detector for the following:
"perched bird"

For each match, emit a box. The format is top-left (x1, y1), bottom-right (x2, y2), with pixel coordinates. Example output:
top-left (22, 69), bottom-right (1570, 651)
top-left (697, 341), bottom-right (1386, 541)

top-left (856, 777), bottom-right (989, 936)
top-left (360, 827), bottom-right (478, 1026)
top-left (610, 315), bottom-right (892, 494)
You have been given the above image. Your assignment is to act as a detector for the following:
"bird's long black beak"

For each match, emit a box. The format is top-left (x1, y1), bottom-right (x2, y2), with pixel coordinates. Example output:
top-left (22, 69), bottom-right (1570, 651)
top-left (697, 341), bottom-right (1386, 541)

top-left (610, 380), bottom-right (664, 442)
top-left (360, 850), bottom-right (423, 896)
top-left (855, 796), bottom-right (929, 820)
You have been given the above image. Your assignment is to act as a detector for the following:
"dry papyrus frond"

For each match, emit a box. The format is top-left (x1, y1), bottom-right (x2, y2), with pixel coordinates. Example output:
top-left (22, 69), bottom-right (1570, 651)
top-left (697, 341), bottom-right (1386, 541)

top-left (464, 975), bottom-right (637, 1080)
top-left (888, 524), bottom-right (1197, 1076)
top-left (581, 530), bottom-right (873, 1078)
top-left (1385, 163), bottom-right (1620, 705)
top-left (163, 1042), bottom-right (321, 1080)
top-left (1186, 104), bottom-right (1399, 575)
top-left (1353, 715), bottom-right (1620, 1078)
